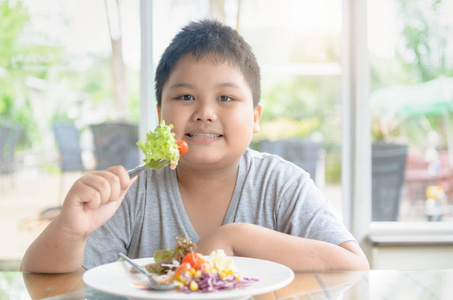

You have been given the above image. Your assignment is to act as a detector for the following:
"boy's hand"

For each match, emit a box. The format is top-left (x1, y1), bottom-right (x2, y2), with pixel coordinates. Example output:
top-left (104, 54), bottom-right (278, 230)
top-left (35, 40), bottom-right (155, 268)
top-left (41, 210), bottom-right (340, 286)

top-left (56, 166), bottom-right (135, 238)
top-left (195, 224), bottom-right (235, 256)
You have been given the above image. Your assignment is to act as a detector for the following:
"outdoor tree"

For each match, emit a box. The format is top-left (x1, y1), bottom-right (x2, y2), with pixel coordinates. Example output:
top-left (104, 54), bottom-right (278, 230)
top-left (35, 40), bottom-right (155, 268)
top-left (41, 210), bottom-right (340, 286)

top-left (0, 0), bottom-right (75, 148)
top-left (104, 0), bottom-right (128, 120)
top-left (395, 0), bottom-right (453, 82)
top-left (0, 0), bottom-right (29, 121)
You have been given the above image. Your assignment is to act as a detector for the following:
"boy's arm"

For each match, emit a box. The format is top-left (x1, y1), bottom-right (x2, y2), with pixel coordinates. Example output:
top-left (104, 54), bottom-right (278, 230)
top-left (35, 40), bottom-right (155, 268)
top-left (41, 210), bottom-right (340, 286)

top-left (20, 166), bottom-right (134, 273)
top-left (197, 222), bottom-right (370, 271)
top-left (20, 217), bottom-right (89, 273)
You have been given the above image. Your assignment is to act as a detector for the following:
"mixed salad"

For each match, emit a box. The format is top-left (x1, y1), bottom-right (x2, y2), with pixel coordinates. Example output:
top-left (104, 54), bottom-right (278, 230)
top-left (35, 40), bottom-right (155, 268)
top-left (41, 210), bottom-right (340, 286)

top-left (131, 235), bottom-right (258, 293)
top-left (136, 120), bottom-right (188, 170)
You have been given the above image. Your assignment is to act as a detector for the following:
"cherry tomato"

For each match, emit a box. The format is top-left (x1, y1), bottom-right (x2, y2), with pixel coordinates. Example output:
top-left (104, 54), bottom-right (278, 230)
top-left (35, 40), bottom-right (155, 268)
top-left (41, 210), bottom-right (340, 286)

top-left (181, 252), bottom-right (205, 270)
top-left (177, 140), bottom-right (188, 155)
top-left (174, 262), bottom-right (191, 281)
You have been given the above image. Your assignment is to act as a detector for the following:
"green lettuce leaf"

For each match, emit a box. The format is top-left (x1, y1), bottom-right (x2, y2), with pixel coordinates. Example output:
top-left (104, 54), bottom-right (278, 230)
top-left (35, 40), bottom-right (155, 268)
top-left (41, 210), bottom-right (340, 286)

top-left (136, 120), bottom-right (181, 170)
top-left (144, 234), bottom-right (197, 275)
top-left (154, 249), bottom-right (174, 263)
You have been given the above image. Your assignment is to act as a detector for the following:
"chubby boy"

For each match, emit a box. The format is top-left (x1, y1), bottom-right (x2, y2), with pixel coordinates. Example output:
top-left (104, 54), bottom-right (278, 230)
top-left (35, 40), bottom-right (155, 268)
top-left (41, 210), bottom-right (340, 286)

top-left (21, 19), bottom-right (369, 273)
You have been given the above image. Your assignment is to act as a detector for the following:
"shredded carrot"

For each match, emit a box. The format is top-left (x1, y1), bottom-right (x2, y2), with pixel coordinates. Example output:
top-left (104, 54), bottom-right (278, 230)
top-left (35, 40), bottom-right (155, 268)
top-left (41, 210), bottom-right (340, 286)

top-left (131, 281), bottom-right (148, 288)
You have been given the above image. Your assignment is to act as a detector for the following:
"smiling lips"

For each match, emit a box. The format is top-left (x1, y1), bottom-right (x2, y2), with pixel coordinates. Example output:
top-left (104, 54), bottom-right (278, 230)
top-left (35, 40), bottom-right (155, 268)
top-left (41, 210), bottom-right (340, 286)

top-left (185, 131), bottom-right (223, 143)
top-left (187, 133), bottom-right (222, 138)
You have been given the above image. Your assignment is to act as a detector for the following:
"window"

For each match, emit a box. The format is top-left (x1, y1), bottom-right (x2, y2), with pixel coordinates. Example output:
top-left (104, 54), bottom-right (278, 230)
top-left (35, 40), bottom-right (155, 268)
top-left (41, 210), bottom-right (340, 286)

top-left (368, 0), bottom-right (453, 224)
top-left (0, 0), bottom-right (140, 263)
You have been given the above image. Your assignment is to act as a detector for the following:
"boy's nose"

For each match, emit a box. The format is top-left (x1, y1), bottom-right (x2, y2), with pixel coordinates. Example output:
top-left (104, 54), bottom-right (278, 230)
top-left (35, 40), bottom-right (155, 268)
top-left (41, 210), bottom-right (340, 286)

top-left (193, 102), bottom-right (217, 122)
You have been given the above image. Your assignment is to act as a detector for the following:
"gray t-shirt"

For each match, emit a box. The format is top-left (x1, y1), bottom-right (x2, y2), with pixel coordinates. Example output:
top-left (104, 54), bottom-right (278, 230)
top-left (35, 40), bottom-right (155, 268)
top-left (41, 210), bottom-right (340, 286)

top-left (83, 148), bottom-right (355, 269)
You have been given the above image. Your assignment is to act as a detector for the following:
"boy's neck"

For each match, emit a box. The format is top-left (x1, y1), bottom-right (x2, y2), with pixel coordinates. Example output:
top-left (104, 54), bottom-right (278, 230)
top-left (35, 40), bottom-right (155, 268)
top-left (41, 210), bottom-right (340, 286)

top-left (175, 159), bottom-right (241, 238)
top-left (175, 159), bottom-right (240, 187)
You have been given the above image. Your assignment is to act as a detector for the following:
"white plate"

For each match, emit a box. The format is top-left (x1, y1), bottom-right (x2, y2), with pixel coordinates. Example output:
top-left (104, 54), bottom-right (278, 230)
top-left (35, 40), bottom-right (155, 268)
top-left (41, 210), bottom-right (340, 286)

top-left (83, 256), bottom-right (294, 300)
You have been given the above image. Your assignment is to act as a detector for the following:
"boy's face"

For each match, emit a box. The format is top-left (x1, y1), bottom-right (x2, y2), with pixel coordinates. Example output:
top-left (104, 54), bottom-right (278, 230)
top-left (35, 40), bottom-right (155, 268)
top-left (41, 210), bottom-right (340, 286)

top-left (157, 53), bottom-right (262, 169)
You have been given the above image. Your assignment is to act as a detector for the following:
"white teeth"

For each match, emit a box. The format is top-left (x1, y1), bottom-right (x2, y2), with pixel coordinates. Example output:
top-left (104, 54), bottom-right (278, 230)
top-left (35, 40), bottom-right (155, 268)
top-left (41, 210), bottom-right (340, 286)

top-left (190, 133), bottom-right (220, 138)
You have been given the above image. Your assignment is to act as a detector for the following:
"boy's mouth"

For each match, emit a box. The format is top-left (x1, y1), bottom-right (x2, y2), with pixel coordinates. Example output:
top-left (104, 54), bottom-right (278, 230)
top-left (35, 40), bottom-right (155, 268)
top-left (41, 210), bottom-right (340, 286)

top-left (186, 133), bottom-right (223, 138)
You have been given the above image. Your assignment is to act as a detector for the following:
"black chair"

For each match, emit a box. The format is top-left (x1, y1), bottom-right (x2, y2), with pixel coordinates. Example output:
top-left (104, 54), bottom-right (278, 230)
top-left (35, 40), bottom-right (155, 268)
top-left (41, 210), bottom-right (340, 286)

top-left (0, 125), bottom-right (11, 193)
top-left (0, 124), bottom-right (22, 173)
top-left (53, 122), bottom-right (85, 202)
top-left (53, 122), bottom-right (85, 173)
top-left (372, 143), bottom-right (408, 221)
top-left (90, 122), bottom-right (139, 170)
top-left (0, 125), bottom-right (10, 171)
top-left (256, 139), bottom-right (322, 181)
top-left (1, 124), bottom-right (22, 193)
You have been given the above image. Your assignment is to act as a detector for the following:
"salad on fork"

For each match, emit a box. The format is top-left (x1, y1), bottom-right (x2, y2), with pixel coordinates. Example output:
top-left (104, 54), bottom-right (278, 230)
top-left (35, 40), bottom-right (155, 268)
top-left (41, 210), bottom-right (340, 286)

top-left (134, 120), bottom-right (188, 172)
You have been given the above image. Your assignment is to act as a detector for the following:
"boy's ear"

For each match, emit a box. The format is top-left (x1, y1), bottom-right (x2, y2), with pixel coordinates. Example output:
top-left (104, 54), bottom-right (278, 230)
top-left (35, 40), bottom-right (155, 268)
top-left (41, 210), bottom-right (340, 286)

top-left (253, 104), bottom-right (262, 134)
top-left (156, 105), bottom-right (161, 122)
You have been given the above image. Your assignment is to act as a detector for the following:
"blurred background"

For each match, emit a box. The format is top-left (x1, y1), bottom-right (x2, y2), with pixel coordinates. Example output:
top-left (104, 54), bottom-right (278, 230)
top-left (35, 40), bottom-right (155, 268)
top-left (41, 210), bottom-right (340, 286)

top-left (1, 0), bottom-right (453, 271)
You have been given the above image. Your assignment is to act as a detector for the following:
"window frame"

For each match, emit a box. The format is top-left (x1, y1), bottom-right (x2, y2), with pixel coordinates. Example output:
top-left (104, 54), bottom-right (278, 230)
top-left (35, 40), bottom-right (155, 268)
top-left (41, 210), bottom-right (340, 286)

top-left (341, 0), bottom-right (371, 246)
top-left (139, 0), bottom-right (158, 161)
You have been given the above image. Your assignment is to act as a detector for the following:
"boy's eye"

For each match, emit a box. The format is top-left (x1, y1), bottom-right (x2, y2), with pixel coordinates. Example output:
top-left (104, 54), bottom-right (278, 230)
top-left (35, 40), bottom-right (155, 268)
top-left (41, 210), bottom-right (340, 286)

top-left (218, 95), bottom-right (232, 102)
top-left (178, 95), bottom-right (194, 101)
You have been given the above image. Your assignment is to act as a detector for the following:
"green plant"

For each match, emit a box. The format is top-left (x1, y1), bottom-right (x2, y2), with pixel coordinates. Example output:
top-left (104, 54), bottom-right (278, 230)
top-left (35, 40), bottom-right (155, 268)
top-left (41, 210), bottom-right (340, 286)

top-left (395, 0), bottom-right (453, 82)
top-left (370, 113), bottom-right (404, 143)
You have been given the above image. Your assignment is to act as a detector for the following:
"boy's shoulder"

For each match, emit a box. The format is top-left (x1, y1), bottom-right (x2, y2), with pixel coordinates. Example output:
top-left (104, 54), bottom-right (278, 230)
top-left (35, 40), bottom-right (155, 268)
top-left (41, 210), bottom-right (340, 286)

top-left (240, 148), bottom-right (316, 195)
top-left (243, 148), bottom-right (310, 178)
top-left (244, 147), bottom-right (298, 163)
top-left (244, 147), bottom-right (285, 162)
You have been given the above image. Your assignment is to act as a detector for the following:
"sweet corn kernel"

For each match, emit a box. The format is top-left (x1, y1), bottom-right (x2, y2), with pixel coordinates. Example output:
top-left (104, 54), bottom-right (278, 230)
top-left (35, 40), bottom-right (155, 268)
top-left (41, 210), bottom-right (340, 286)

top-left (194, 270), bottom-right (202, 279)
top-left (190, 281), bottom-right (199, 291)
top-left (190, 268), bottom-right (196, 275)
top-left (236, 275), bottom-right (243, 281)
top-left (220, 269), bottom-right (234, 278)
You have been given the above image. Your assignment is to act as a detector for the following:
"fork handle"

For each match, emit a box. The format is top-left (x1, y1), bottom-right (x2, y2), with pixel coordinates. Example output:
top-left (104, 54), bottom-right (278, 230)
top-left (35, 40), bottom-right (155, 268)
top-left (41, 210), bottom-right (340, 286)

top-left (119, 253), bottom-right (151, 276)
top-left (127, 164), bottom-right (146, 178)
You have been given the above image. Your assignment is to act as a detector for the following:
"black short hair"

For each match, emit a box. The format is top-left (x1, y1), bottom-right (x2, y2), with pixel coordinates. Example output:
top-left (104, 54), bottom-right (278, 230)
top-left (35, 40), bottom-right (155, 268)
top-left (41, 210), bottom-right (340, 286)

top-left (155, 19), bottom-right (261, 108)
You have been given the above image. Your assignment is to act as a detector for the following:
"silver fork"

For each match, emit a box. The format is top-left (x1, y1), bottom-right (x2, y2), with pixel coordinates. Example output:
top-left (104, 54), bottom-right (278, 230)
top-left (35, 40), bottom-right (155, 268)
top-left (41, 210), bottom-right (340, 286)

top-left (119, 253), bottom-right (177, 291)
top-left (127, 159), bottom-right (170, 178)
top-left (127, 164), bottom-right (146, 178)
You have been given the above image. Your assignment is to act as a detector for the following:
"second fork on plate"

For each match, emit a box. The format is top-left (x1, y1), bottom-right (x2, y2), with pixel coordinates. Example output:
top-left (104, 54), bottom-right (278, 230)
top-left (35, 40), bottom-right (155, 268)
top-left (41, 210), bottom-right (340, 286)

top-left (119, 253), bottom-right (177, 291)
